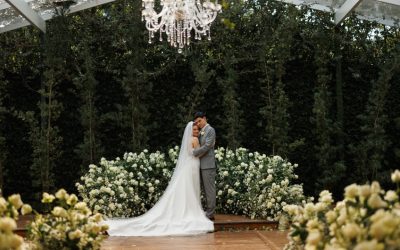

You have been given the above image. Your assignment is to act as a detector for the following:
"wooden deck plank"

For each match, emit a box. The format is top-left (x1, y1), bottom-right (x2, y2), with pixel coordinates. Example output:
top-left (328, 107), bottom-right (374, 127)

top-left (101, 231), bottom-right (289, 250)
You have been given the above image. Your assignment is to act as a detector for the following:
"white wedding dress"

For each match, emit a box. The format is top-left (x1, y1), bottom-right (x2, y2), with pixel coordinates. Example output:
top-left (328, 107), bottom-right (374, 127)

top-left (106, 122), bottom-right (214, 236)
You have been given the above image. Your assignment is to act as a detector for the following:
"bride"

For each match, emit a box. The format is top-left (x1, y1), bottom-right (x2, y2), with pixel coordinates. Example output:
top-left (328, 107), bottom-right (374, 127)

top-left (106, 121), bottom-right (214, 236)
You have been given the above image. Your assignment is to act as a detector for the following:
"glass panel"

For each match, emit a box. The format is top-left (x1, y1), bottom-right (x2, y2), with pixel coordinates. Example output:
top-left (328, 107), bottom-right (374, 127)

top-left (355, 0), bottom-right (400, 25)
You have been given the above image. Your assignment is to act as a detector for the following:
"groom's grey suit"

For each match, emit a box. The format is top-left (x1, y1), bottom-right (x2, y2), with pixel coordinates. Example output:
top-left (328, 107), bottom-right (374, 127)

top-left (193, 124), bottom-right (216, 219)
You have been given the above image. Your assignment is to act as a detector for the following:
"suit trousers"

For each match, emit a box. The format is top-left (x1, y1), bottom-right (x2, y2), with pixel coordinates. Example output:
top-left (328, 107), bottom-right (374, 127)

top-left (200, 168), bottom-right (216, 218)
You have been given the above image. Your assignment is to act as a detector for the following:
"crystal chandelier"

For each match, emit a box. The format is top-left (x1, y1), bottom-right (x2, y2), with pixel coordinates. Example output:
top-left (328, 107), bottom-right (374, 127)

top-left (142, 0), bottom-right (222, 52)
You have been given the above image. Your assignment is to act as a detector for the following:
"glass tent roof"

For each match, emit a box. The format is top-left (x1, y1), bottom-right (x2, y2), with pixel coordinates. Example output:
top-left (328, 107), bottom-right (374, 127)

top-left (0, 0), bottom-right (115, 33)
top-left (0, 0), bottom-right (399, 34)
top-left (281, 0), bottom-right (400, 26)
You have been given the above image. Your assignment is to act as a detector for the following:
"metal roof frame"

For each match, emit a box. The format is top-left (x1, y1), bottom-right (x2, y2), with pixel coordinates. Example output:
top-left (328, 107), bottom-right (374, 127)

top-left (0, 0), bottom-right (116, 33)
top-left (280, 0), bottom-right (400, 26)
top-left (0, 0), bottom-right (399, 34)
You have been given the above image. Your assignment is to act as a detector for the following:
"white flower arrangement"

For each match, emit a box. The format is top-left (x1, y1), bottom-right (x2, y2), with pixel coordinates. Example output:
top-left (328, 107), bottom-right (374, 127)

top-left (78, 147), bottom-right (308, 220)
top-left (77, 151), bottom-right (174, 218)
top-left (284, 169), bottom-right (400, 250)
top-left (28, 189), bottom-right (108, 250)
top-left (0, 193), bottom-right (32, 250)
top-left (214, 147), bottom-right (310, 220)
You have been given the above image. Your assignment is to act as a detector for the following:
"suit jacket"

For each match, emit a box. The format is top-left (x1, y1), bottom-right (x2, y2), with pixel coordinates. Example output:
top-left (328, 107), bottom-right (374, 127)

top-left (193, 124), bottom-right (216, 169)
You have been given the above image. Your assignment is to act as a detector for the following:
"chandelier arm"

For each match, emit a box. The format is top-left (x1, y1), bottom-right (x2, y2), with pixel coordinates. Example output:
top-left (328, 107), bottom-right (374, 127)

top-left (142, 0), bottom-right (221, 51)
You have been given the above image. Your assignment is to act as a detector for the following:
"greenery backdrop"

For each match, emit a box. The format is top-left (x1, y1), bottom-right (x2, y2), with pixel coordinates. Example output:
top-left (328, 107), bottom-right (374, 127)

top-left (0, 0), bottom-right (399, 206)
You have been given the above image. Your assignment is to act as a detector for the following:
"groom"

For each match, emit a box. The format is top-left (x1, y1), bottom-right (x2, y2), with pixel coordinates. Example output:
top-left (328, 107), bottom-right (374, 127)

top-left (193, 111), bottom-right (216, 221)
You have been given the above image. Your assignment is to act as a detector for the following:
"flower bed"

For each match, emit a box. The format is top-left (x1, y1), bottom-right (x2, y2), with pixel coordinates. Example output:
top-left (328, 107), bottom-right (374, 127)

top-left (0, 193), bottom-right (32, 249)
top-left (284, 170), bottom-right (400, 250)
top-left (77, 147), bottom-right (310, 220)
top-left (28, 189), bottom-right (108, 250)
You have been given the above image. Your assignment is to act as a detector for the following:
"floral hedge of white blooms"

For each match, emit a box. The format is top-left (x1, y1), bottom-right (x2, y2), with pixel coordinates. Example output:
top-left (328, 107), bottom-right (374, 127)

top-left (283, 169), bottom-right (400, 250)
top-left (0, 193), bottom-right (32, 250)
top-left (214, 147), bottom-right (311, 220)
top-left (28, 189), bottom-right (108, 250)
top-left (77, 147), bottom-right (310, 221)
top-left (77, 149), bottom-right (175, 218)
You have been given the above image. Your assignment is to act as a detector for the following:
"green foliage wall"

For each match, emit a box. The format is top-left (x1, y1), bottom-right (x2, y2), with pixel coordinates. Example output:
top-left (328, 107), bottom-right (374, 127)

top-left (0, 0), bottom-right (399, 203)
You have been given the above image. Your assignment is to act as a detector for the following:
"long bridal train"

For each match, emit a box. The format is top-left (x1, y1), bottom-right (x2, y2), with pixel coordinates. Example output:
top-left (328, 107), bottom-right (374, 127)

top-left (106, 122), bottom-right (214, 236)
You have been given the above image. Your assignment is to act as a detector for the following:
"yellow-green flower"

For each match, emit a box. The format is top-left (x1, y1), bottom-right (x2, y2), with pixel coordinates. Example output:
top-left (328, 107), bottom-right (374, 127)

top-left (354, 240), bottom-right (384, 250)
top-left (52, 206), bottom-right (68, 218)
top-left (68, 229), bottom-right (83, 240)
top-left (67, 194), bottom-right (79, 205)
top-left (0, 197), bottom-right (7, 212)
top-left (21, 204), bottom-right (32, 215)
top-left (0, 217), bottom-right (17, 233)
top-left (367, 194), bottom-right (387, 209)
top-left (384, 190), bottom-right (398, 202)
top-left (306, 229), bottom-right (321, 246)
top-left (344, 184), bottom-right (358, 199)
top-left (391, 169), bottom-right (400, 183)
top-left (0, 234), bottom-right (24, 249)
top-left (42, 192), bottom-right (55, 203)
top-left (342, 223), bottom-right (360, 240)
top-left (8, 194), bottom-right (23, 209)
top-left (55, 189), bottom-right (69, 201)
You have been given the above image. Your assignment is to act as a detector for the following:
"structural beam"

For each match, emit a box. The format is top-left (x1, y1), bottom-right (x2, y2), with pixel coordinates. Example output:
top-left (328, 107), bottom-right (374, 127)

top-left (279, 0), bottom-right (331, 12)
top-left (335, 0), bottom-right (364, 25)
top-left (69, 0), bottom-right (115, 13)
top-left (5, 0), bottom-right (46, 32)
top-left (0, 2), bottom-right (11, 10)
top-left (0, 0), bottom-right (116, 33)
top-left (0, 0), bottom-right (34, 11)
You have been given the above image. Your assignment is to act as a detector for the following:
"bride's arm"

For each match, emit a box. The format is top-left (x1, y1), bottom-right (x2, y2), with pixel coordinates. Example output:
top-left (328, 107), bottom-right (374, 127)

top-left (192, 137), bottom-right (200, 148)
top-left (191, 137), bottom-right (206, 157)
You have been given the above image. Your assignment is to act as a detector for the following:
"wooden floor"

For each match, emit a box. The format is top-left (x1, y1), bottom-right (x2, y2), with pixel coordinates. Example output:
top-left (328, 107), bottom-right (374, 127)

top-left (101, 214), bottom-right (288, 250)
top-left (101, 230), bottom-right (289, 250)
top-left (17, 214), bottom-right (289, 249)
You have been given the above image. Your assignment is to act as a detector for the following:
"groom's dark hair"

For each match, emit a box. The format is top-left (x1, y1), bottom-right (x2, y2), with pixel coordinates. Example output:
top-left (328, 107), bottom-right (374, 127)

top-left (194, 111), bottom-right (206, 120)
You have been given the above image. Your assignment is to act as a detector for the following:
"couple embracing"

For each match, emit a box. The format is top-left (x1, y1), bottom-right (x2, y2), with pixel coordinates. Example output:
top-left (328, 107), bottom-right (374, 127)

top-left (107, 111), bottom-right (217, 236)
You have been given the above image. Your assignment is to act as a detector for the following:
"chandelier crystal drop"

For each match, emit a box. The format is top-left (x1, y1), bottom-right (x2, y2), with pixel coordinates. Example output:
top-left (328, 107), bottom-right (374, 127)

top-left (142, 0), bottom-right (222, 53)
